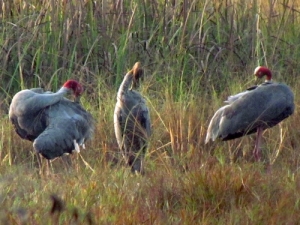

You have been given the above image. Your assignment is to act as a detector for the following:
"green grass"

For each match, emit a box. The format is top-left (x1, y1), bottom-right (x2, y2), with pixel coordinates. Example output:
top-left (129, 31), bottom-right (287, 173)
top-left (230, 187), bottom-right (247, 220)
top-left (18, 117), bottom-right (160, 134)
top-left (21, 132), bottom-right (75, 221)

top-left (1, 0), bottom-right (300, 224)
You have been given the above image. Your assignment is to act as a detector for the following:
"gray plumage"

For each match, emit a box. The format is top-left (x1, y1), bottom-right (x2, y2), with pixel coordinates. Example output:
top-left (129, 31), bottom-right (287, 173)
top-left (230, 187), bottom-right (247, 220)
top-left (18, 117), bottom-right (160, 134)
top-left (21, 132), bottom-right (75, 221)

top-left (9, 80), bottom-right (94, 161)
top-left (205, 66), bottom-right (294, 161)
top-left (114, 62), bottom-right (151, 173)
top-left (205, 83), bottom-right (294, 142)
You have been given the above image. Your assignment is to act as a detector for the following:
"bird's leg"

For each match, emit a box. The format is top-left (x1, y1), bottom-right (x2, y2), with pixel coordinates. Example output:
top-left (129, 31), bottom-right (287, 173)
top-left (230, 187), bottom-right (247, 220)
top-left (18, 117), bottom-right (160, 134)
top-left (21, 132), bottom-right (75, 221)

top-left (36, 152), bottom-right (44, 175)
top-left (75, 153), bottom-right (79, 172)
top-left (36, 153), bottom-right (52, 175)
top-left (36, 152), bottom-right (42, 168)
top-left (46, 160), bottom-right (52, 176)
top-left (61, 154), bottom-right (72, 172)
top-left (130, 157), bottom-right (143, 174)
top-left (253, 127), bottom-right (263, 161)
top-left (129, 150), bottom-right (144, 174)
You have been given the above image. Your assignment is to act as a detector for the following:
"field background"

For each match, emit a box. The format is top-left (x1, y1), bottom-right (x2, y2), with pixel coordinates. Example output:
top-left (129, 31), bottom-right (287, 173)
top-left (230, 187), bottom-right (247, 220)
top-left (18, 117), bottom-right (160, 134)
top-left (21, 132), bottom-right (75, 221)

top-left (1, 0), bottom-right (300, 224)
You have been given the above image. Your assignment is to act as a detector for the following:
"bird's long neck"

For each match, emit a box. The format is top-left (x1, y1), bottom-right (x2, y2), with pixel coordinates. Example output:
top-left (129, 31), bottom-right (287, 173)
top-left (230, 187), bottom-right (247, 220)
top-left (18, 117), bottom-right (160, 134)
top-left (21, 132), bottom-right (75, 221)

top-left (265, 74), bottom-right (272, 82)
top-left (32, 86), bottom-right (71, 110)
top-left (263, 69), bottom-right (272, 82)
top-left (56, 87), bottom-right (70, 95)
top-left (117, 72), bottom-right (133, 99)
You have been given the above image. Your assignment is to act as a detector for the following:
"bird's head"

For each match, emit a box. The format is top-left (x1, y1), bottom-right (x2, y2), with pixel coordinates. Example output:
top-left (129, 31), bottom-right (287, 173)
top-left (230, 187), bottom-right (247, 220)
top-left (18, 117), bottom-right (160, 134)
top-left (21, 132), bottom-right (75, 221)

top-left (63, 80), bottom-right (84, 99)
top-left (131, 62), bottom-right (144, 89)
top-left (254, 66), bottom-right (272, 82)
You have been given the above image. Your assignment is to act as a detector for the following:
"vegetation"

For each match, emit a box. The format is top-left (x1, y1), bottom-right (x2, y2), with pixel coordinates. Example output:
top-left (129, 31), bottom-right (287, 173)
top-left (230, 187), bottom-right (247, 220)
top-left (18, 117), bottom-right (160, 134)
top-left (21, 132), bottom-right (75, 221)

top-left (1, 0), bottom-right (300, 224)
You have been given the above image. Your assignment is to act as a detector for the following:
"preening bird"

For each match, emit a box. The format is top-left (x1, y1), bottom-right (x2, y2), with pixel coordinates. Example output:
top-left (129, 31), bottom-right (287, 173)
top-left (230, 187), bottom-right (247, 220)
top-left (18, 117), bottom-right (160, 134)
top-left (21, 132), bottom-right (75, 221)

top-left (9, 80), bottom-right (94, 171)
top-left (114, 62), bottom-right (151, 173)
top-left (205, 66), bottom-right (294, 161)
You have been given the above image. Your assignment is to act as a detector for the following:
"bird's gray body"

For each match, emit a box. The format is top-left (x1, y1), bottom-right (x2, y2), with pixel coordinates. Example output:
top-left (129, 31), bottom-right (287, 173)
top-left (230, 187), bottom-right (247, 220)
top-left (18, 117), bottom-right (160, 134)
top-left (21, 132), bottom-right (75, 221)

top-left (205, 82), bottom-right (294, 143)
top-left (9, 87), bottom-right (94, 160)
top-left (114, 72), bottom-right (151, 172)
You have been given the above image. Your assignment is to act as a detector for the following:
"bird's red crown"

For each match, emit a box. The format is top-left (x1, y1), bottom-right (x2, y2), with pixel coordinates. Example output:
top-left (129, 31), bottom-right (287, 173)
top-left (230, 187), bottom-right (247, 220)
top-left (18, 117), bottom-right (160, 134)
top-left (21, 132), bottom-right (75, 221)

top-left (254, 66), bottom-right (272, 81)
top-left (63, 80), bottom-right (84, 97)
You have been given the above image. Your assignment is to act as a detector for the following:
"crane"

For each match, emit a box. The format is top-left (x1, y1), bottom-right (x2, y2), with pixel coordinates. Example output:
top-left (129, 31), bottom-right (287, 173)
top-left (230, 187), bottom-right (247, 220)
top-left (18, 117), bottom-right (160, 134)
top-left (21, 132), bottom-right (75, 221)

top-left (114, 62), bottom-right (151, 173)
top-left (205, 66), bottom-right (294, 161)
top-left (9, 80), bottom-right (94, 172)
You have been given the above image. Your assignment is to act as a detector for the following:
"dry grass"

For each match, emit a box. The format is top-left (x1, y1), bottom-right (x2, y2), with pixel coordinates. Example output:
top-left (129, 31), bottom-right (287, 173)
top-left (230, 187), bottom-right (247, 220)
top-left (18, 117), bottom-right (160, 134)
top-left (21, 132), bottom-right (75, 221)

top-left (1, 0), bottom-right (300, 224)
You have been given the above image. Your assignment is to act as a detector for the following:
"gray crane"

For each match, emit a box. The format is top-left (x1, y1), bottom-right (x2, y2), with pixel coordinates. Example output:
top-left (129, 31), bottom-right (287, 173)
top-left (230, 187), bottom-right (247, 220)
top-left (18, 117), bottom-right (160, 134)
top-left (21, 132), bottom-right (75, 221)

top-left (9, 80), bottom-right (94, 171)
top-left (205, 66), bottom-right (294, 161)
top-left (114, 62), bottom-right (151, 173)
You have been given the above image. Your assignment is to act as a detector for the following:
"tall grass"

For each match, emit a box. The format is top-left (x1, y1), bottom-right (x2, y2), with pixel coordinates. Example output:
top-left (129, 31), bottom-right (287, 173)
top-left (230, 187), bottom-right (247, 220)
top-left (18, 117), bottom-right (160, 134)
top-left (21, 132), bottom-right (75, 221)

top-left (1, 0), bottom-right (300, 223)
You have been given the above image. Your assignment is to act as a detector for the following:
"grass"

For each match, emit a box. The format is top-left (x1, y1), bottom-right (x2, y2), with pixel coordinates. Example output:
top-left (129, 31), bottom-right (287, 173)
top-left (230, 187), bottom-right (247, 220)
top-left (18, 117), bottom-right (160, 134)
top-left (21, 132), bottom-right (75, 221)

top-left (1, 0), bottom-right (300, 224)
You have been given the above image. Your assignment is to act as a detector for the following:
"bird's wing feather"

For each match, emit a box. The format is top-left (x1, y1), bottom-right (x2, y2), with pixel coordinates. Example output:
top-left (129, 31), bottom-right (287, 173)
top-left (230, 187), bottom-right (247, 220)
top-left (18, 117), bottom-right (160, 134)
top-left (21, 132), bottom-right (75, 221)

top-left (131, 102), bottom-right (151, 138)
top-left (124, 102), bottom-right (150, 155)
top-left (206, 83), bottom-right (294, 142)
top-left (205, 105), bottom-right (229, 143)
top-left (225, 85), bottom-right (259, 103)
top-left (219, 84), bottom-right (294, 140)
top-left (33, 118), bottom-right (78, 159)
top-left (225, 91), bottom-right (249, 103)
top-left (33, 100), bottom-right (94, 160)
top-left (114, 90), bottom-right (151, 153)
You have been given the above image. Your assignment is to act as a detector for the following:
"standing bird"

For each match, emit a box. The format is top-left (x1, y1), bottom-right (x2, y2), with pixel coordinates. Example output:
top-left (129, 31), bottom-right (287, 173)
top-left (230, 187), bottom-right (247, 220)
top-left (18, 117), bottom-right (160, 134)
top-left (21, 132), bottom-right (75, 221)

top-left (205, 66), bottom-right (294, 161)
top-left (114, 62), bottom-right (151, 173)
top-left (9, 80), bottom-right (94, 171)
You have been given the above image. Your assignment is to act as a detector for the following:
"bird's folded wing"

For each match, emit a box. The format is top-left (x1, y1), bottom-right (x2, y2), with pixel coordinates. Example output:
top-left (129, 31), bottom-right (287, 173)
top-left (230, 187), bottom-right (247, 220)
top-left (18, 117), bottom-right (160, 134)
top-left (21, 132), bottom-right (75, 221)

top-left (33, 118), bottom-right (80, 160)
top-left (139, 104), bottom-right (151, 137)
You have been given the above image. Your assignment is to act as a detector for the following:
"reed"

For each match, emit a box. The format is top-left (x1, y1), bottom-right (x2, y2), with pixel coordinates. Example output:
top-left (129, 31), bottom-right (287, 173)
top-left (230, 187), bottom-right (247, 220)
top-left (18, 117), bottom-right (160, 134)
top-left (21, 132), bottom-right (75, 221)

top-left (1, 0), bottom-right (300, 223)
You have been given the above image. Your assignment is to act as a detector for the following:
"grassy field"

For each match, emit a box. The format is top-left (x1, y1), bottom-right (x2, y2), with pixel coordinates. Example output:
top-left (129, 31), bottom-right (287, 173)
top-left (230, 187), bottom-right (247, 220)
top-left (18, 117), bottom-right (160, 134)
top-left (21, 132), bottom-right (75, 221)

top-left (1, 0), bottom-right (300, 224)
